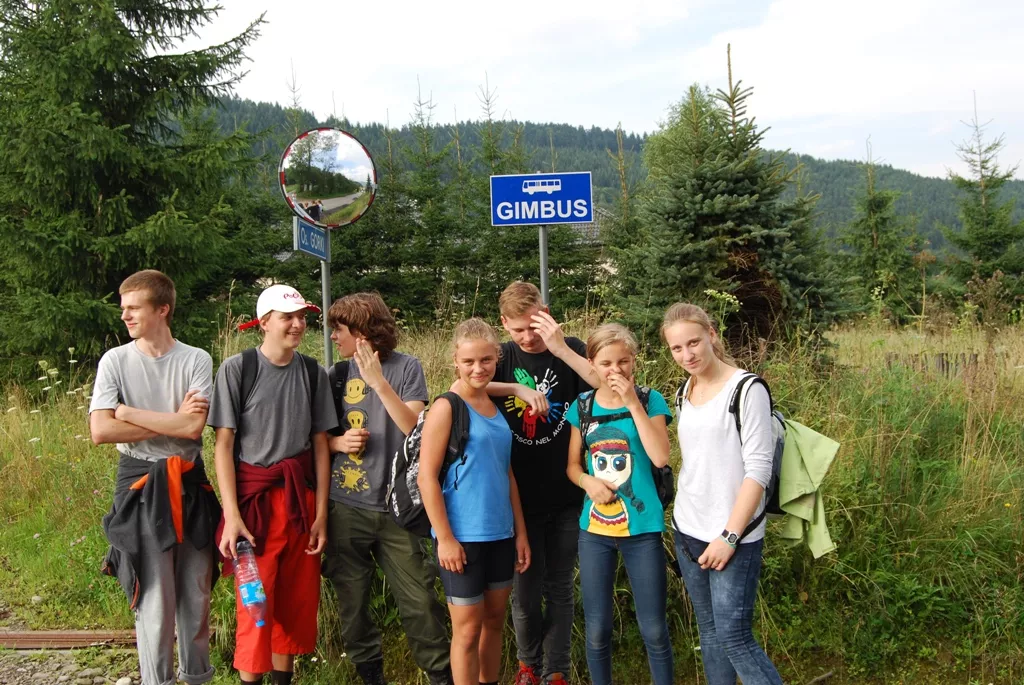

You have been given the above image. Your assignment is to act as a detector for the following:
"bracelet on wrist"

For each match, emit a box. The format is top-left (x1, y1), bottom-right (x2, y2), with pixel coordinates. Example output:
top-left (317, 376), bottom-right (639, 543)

top-left (578, 473), bottom-right (586, 488)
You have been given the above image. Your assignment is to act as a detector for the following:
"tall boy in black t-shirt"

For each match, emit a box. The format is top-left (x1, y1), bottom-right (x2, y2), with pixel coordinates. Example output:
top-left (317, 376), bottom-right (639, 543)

top-left (487, 282), bottom-right (598, 685)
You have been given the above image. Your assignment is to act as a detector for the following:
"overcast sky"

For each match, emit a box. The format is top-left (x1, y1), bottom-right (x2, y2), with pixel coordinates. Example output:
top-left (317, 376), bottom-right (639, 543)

top-left (188, 0), bottom-right (1024, 179)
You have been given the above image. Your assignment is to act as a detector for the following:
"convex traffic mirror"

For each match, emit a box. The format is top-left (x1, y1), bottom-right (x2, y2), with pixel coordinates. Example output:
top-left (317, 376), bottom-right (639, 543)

top-left (279, 127), bottom-right (377, 228)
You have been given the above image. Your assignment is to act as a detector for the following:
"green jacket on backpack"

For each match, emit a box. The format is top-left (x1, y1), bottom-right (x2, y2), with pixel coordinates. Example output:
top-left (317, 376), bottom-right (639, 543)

top-left (777, 418), bottom-right (838, 559)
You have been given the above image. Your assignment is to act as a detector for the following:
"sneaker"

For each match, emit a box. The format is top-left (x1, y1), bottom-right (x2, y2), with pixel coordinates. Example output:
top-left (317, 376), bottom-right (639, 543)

top-left (546, 673), bottom-right (569, 685)
top-left (354, 659), bottom-right (387, 685)
top-left (514, 662), bottom-right (541, 685)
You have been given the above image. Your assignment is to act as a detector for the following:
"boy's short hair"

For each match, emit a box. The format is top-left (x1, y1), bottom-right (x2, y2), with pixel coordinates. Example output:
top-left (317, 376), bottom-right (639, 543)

top-left (499, 281), bottom-right (543, 318)
top-left (119, 270), bottom-right (176, 321)
top-left (327, 292), bottom-right (399, 361)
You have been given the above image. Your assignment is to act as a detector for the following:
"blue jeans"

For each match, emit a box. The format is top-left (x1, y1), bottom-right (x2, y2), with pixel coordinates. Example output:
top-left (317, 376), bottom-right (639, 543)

top-left (674, 532), bottom-right (783, 685)
top-left (578, 530), bottom-right (673, 685)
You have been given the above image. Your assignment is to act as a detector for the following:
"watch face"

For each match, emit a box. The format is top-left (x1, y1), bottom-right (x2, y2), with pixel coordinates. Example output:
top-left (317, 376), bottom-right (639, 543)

top-left (726, 532), bottom-right (739, 544)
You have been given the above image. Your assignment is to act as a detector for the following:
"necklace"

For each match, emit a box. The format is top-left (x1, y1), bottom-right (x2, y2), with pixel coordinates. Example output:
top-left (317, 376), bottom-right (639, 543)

top-left (696, 362), bottom-right (721, 403)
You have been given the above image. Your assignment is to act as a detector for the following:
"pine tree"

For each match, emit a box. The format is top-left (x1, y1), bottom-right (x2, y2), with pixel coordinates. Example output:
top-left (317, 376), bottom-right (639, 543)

top-left (0, 0), bottom-right (263, 370)
top-left (841, 144), bottom-right (918, 321)
top-left (612, 52), bottom-right (840, 345)
top-left (942, 105), bottom-right (1024, 297)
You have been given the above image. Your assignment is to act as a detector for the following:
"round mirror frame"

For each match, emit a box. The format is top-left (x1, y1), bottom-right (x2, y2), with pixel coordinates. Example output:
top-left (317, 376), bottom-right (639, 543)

top-left (278, 127), bottom-right (377, 229)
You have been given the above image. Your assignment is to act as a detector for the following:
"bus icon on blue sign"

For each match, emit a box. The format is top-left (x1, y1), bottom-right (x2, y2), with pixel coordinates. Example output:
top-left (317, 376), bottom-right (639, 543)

top-left (491, 172), bottom-right (592, 226)
top-left (522, 178), bottom-right (561, 195)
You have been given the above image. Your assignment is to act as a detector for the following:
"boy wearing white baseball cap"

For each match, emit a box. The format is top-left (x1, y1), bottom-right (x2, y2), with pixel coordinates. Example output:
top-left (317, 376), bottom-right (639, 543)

top-left (208, 283), bottom-right (338, 685)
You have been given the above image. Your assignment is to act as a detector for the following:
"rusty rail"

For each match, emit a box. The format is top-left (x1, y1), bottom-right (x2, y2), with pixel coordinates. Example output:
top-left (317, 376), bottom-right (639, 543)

top-left (0, 629), bottom-right (136, 649)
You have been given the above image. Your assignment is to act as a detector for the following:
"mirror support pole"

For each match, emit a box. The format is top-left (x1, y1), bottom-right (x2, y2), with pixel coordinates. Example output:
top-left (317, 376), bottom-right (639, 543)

top-left (321, 235), bottom-right (333, 368)
top-left (538, 224), bottom-right (550, 306)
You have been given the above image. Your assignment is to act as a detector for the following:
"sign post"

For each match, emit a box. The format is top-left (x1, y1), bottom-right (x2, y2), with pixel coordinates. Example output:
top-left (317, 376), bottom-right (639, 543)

top-left (490, 171), bottom-right (593, 306)
top-left (293, 217), bottom-right (333, 366)
top-left (320, 238), bottom-right (332, 368)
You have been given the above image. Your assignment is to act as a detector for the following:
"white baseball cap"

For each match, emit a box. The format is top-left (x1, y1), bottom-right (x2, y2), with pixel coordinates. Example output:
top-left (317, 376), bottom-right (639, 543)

top-left (239, 284), bottom-right (320, 330)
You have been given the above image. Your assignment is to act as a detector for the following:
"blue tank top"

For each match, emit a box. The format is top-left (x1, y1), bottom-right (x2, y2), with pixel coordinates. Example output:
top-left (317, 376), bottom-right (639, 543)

top-left (439, 400), bottom-right (514, 542)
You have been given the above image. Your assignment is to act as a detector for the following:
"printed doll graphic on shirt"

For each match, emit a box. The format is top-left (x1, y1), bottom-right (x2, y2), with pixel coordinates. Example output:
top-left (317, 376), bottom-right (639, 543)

top-left (585, 425), bottom-right (646, 537)
top-left (503, 367), bottom-right (566, 440)
top-left (332, 379), bottom-right (371, 494)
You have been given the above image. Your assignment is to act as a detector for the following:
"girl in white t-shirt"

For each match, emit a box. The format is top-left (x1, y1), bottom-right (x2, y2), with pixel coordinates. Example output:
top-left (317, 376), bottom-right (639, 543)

top-left (662, 303), bottom-right (782, 685)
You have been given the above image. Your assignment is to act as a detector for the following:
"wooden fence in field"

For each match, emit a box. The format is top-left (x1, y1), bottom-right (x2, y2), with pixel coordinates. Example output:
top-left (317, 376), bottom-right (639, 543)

top-left (885, 351), bottom-right (980, 378)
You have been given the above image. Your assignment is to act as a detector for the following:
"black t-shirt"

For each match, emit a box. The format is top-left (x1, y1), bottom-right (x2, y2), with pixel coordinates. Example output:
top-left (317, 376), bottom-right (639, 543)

top-left (495, 338), bottom-right (590, 516)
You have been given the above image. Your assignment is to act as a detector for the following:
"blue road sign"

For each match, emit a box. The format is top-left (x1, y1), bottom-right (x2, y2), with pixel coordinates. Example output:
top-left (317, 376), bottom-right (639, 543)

top-left (293, 218), bottom-right (328, 261)
top-left (490, 171), bottom-right (593, 226)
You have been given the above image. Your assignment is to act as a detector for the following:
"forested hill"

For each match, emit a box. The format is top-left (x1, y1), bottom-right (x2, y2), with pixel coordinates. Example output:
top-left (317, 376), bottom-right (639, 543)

top-left (216, 97), bottom-right (1024, 251)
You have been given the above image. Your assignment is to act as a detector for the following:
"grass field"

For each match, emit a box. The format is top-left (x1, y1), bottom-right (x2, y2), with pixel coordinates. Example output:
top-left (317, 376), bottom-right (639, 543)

top-left (1, 319), bottom-right (1022, 684)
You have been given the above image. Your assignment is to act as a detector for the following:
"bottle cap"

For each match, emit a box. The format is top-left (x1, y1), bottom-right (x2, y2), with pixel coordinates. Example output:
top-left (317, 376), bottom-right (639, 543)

top-left (255, 620), bottom-right (265, 627)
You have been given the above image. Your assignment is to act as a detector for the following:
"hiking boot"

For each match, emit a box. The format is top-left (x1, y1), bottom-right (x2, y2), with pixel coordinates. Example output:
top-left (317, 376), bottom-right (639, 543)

top-left (354, 659), bottom-right (387, 685)
top-left (426, 666), bottom-right (454, 685)
top-left (514, 662), bottom-right (541, 685)
top-left (546, 673), bottom-right (569, 685)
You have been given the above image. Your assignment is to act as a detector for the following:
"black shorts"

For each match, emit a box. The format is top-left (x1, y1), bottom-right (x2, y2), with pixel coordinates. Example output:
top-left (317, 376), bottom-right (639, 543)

top-left (435, 537), bottom-right (515, 606)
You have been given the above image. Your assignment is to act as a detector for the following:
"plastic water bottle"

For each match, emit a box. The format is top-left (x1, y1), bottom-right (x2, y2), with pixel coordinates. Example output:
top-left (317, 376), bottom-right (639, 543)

top-left (233, 539), bottom-right (267, 628)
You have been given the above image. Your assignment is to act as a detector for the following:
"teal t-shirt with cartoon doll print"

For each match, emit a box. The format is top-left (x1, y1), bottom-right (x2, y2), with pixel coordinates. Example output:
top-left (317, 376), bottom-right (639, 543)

top-left (565, 389), bottom-right (672, 537)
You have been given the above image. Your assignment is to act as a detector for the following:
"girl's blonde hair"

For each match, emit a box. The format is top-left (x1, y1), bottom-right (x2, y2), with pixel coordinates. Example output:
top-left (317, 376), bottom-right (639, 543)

top-left (661, 303), bottom-right (735, 365)
top-left (451, 317), bottom-right (502, 357)
top-left (586, 323), bottom-right (639, 360)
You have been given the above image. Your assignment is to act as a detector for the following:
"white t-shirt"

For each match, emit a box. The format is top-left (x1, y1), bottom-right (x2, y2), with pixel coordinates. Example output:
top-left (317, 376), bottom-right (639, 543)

top-left (672, 369), bottom-right (774, 543)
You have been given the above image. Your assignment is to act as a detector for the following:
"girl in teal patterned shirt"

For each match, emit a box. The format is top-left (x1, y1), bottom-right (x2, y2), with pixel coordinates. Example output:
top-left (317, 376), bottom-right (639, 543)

top-left (564, 324), bottom-right (674, 685)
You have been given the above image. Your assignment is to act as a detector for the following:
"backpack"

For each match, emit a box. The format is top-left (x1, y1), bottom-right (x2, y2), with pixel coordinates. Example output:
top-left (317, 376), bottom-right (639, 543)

top-left (386, 392), bottom-right (472, 538)
top-left (234, 348), bottom-right (319, 464)
top-left (327, 360), bottom-right (350, 436)
top-left (674, 372), bottom-right (785, 541)
top-left (576, 386), bottom-right (676, 509)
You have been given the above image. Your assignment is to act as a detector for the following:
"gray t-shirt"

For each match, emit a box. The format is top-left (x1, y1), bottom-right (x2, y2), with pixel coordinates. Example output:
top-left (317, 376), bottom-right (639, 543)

top-left (207, 348), bottom-right (338, 467)
top-left (328, 351), bottom-right (428, 511)
top-left (89, 341), bottom-right (213, 462)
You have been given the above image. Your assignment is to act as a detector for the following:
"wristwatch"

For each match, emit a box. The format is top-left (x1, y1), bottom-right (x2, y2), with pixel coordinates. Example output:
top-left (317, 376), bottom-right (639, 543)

top-left (720, 530), bottom-right (740, 548)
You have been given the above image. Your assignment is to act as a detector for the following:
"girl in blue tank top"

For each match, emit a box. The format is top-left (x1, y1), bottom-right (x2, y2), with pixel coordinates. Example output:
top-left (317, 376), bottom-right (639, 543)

top-left (418, 318), bottom-right (531, 685)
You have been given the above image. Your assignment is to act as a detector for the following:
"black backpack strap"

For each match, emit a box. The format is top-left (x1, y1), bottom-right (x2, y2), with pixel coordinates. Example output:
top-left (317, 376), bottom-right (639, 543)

top-left (234, 348), bottom-right (259, 463)
top-left (437, 392), bottom-right (471, 487)
top-left (674, 378), bottom-right (689, 411)
top-left (635, 385), bottom-right (651, 412)
top-left (729, 373), bottom-right (776, 541)
top-left (728, 373), bottom-right (772, 442)
top-left (576, 391), bottom-right (595, 434)
top-left (327, 360), bottom-right (350, 437)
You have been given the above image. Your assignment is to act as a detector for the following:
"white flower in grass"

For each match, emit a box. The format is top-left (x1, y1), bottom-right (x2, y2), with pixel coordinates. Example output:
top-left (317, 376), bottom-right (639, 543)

top-left (37, 376), bottom-right (46, 381)
top-left (74, 435), bottom-right (84, 440)
top-left (30, 409), bottom-right (41, 414)
top-left (47, 369), bottom-right (58, 377)
top-left (76, 405), bottom-right (85, 410)
top-left (41, 386), bottom-right (52, 392)
top-left (66, 391), bottom-right (76, 396)
top-left (37, 360), bottom-right (49, 371)
top-left (68, 360), bottom-right (77, 364)
top-left (53, 380), bottom-right (62, 386)
top-left (6, 407), bottom-right (15, 413)
top-left (28, 437), bottom-right (40, 443)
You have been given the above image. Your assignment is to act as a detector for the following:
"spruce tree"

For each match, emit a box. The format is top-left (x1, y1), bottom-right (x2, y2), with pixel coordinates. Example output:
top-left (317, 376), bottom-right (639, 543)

top-left (613, 58), bottom-right (839, 346)
top-left (0, 0), bottom-right (263, 370)
top-left (942, 107), bottom-right (1024, 297)
top-left (841, 148), bottom-right (918, 321)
